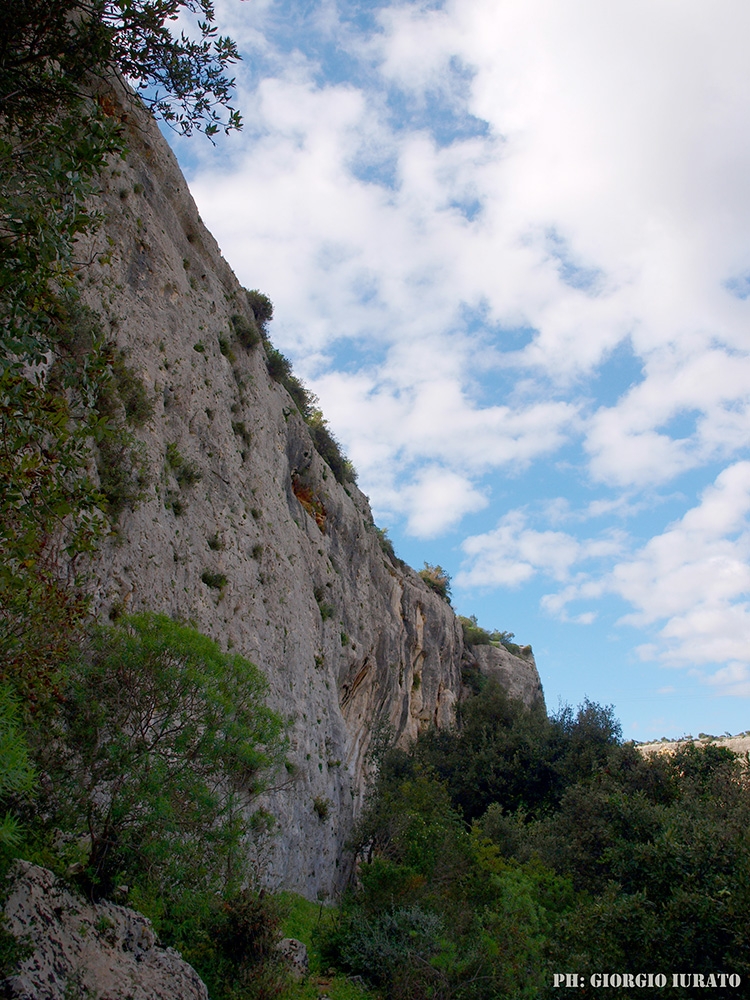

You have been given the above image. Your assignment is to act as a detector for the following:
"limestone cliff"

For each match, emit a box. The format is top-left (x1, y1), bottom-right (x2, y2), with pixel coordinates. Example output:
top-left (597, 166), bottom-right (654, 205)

top-left (75, 94), bottom-right (544, 898)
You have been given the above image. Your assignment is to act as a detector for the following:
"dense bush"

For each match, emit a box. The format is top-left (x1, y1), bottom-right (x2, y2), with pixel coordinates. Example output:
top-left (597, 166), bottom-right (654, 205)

top-left (1, 0), bottom-right (242, 715)
top-left (246, 289), bottom-right (274, 334)
top-left (458, 615), bottom-right (493, 645)
top-left (28, 614), bottom-right (286, 900)
top-left (165, 886), bottom-right (289, 1000)
top-left (232, 312), bottom-right (261, 350)
top-left (331, 686), bottom-right (750, 999)
top-left (0, 685), bottom-right (35, 854)
top-left (307, 409), bottom-right (356, 484)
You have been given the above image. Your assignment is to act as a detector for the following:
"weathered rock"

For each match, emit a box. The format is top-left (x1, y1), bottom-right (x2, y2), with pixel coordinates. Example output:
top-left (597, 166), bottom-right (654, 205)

top-left (70, 85), bottom-right (545, 899)
top-left (463, 644), bottom-right (545, 710)
top-left (2, 861), bottom-right (208, 1000)
top-left (277, 937), bottom-right (309, 979)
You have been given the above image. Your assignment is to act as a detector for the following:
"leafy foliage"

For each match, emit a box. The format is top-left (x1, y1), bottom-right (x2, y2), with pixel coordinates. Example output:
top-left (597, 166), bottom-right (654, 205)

top-left (0, 363), bottom-right (106, 698)
top-left (166, 442), bottom-right (203, 487)
top-left (0, 1), bottom-right (242, 142)
top-left (329, 760), bottom-right (569, 1000)
top-left (29, 614), bottom-right (286, 900)
top-left (330, 686), bottom-right (750, 999)
top-left (254, 294), bottom-right (355, 484)
top-left (458, 615), bottom-right (525, 657)
top-left (246, 289), bottom-right (274, 335)
top-left (306, 409), bottom-right (356, 484)
top-left (156, 886), bottom-right (289, 1000)
top-left (0, 686), bottom-right (36, 854)
top-left (232, 312), bottom-right (261, 350)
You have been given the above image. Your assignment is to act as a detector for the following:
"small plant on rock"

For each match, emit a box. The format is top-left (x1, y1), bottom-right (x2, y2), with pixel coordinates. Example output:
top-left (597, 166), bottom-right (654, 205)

top-left (231, 313), bottom-right (260, 350)
top-left (313, 796), bottom-right (330, 820)
top-left (419, 563), bottom-right (451, 603)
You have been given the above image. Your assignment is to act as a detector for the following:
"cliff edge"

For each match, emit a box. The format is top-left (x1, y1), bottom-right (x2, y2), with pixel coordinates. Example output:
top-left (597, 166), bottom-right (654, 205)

top-left (76, 93), bottom-right (544, 897)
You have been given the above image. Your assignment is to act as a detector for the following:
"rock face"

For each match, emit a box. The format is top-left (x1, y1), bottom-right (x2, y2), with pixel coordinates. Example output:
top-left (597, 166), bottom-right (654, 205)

top-left (464, 644), bottom-right (545, 708)
top-left (73, 88), bottom-right (544, 899)
top-left (277, 938), bottom-right (309, 980)
top-left (2, 862), bottom-right (209, 1000)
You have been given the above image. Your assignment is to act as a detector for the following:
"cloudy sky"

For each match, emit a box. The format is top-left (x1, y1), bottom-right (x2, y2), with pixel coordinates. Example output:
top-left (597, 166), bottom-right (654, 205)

top-left (168, 0), bottom-right (750, 740)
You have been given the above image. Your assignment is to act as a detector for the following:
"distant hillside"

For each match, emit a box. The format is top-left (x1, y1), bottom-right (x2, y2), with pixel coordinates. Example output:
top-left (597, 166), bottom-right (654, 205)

top-left (638, 732), bottom-right (750, 757)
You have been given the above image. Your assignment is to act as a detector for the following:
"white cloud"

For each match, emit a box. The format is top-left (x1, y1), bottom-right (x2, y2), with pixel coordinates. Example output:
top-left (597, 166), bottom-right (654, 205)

top-left (456, 510), bottom-right (624, 589)
top-left (457, 465), bottom-right (750, 681)
top-left (611, 462), bottom-right (750, 631)
top-left (705, 663), bottom-right (750, 698)
top-left (177, 1), bottom-right (750, 708)
top-left (400, 466), bottom-right (488, 538)
top-left (187, 0), bottom-right (750, 512)
top-left (539, 464), bottom-right (750, 671)
top-left (586, 348), bottom-right (750, 487)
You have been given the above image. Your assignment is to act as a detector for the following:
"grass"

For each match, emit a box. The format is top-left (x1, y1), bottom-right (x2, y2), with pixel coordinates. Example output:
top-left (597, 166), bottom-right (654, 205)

top-left (277, 893), bottom-right (380, 1000)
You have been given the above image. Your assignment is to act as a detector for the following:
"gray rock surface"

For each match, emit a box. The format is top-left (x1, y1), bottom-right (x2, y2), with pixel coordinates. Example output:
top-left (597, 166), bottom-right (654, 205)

top-left (71, 86), bottom-right (545, 899)
top-left (277, 937), bottom-right (309, 979)
top-left (2, 862), bottom-right (208, 1000)
top-left (464, 644), bottom-right (545, 708)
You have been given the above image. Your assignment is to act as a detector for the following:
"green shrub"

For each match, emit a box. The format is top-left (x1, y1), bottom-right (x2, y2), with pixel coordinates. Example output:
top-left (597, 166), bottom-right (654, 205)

top-left (313, 796), bottom-right (330, 820)
top-left (373, 525), bottom-right (406, 570)
top-left (256, 317), bottom-right (357, 484)
top-left (231, 313), bottom-right (260, 350)
top-left (178, 887), bottom-right (287, 1000)
top-left (165, 489), bottom-right (186, 516)
top-left (166, 442), bottom-right (202, 488)
top-left (0, 684), bottom-right (35, 854)
top-left (218, 334), bottom-right (234, 361)
top-left (107, 350), bottom-right (154, 427)
top-left (201, 571), bottom-right (228, 590)
top-left (97, 436), bottom-right (150, 516)
top-left (232, 420), bottom-right (252, 446)
top-left (418, 563), bottom-right (451, 602)
top-left (325, 903), bottom-right (442, 991)
top-left (265, 346), bottom-right (313, 419)
top-left (29, 614), bottom-right (286, 900)
top-left (458, 614), bottom-right (492, 646)
top-left (307, 410), bottom-right (356, 484)
top-left (313, 587), bottom-right (335, 621)
top-left (245, 289), bottom-right (274, 334)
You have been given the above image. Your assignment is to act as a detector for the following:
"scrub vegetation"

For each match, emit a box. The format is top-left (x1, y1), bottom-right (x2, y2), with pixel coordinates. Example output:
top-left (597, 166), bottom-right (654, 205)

top-left (319, 686), bottom-right (750, 1000)
top-left (250, 296), bottom-right (356, 486)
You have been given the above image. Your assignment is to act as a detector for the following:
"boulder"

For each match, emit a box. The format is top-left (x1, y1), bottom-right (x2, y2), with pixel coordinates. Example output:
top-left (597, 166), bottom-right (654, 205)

top-left (2, 861), bottom-right (208, 1000)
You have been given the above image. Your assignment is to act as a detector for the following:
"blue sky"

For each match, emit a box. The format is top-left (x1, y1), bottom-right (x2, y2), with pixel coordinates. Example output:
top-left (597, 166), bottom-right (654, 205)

top-left (168, 0), bottom-right (750, 740)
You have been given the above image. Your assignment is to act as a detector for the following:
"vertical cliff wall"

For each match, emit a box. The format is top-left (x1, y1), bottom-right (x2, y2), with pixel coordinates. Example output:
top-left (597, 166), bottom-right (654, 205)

top-left (77, 95), bottom-right (543, 898)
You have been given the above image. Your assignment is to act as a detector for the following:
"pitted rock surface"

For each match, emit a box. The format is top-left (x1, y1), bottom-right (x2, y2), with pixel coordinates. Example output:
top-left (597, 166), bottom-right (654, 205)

top-left (464, 644), bottom-right (545, 708)
top-left (2, 861), bottom-right (208, 1000)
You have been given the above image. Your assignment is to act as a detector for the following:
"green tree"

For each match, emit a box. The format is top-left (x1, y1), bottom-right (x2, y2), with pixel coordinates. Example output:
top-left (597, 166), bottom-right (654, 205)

top-left (29, 614), bottom-right (286, 899)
